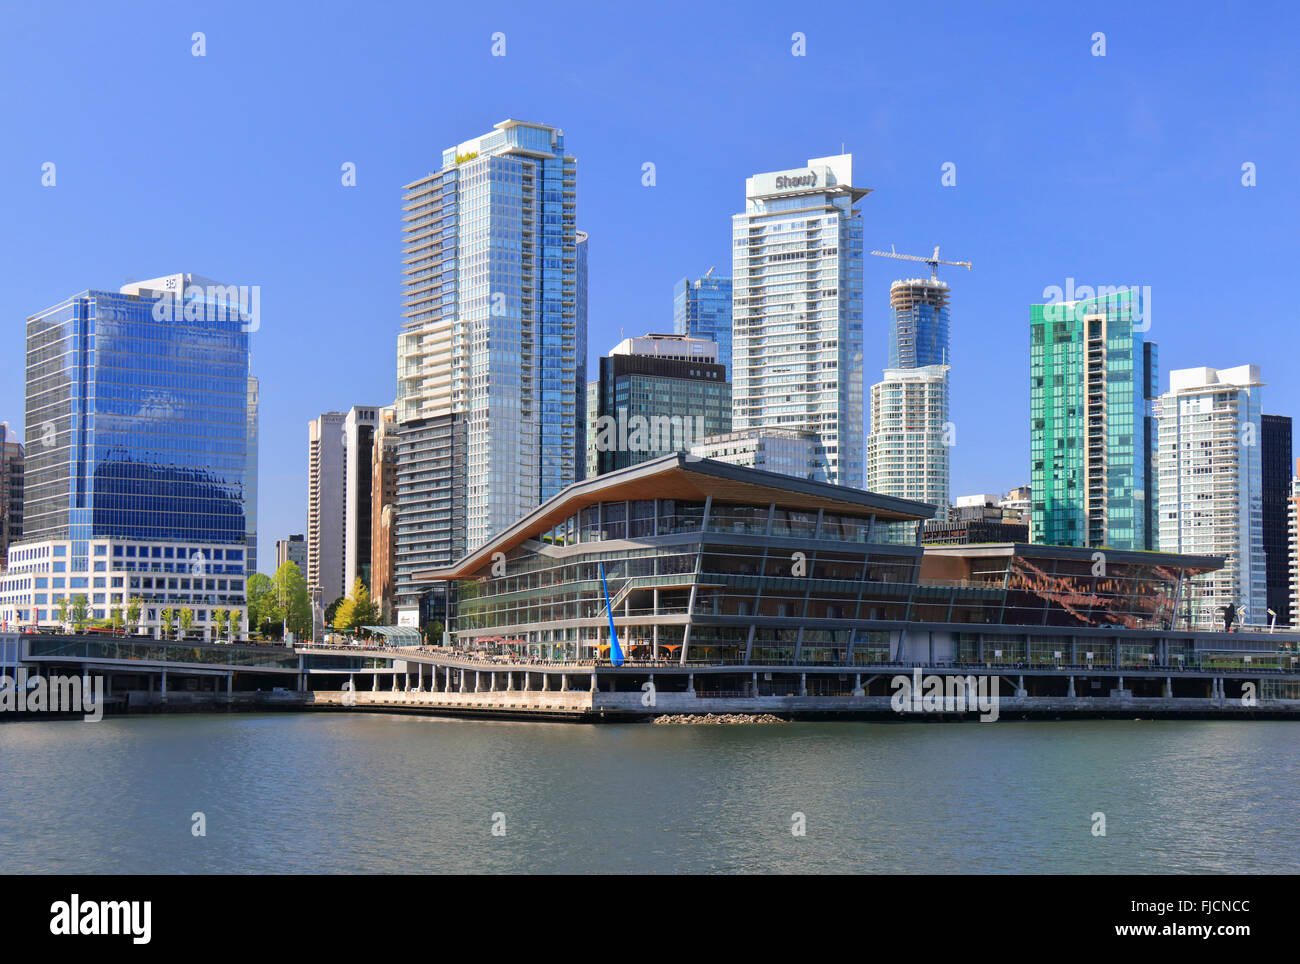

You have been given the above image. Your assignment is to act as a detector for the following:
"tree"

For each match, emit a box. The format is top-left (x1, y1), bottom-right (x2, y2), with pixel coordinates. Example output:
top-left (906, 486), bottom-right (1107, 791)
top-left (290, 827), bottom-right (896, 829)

top-left (333, 578), bottom-right (377, 633)
top-left (110, 607), bottom-right (125, 635)
top-left (423, 620), bottom-right (445, 646)
top-left (70, 594), bottom-right (89, 633)
top-left (179, 607), bottom-right (194, 639)
top-left (246, 572), bottom-right (275, 635)
top-left (271, 561), bottom-right (311, 640)
top-left (324, 596), bottom-right (344, 627)
top-left (214, 608), bottom-right (230, 643)
top-left (56, 596), bottom-right (70, 632)
top-left (161, 608), bottom-right (175, 639)
top-left (126, 597), bottom-right (143, 634)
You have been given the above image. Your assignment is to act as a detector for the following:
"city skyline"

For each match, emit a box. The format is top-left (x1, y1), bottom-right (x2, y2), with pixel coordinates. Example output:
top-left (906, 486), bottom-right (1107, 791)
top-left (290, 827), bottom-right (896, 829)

top-left (0, 2), bottom-right (1296, 574)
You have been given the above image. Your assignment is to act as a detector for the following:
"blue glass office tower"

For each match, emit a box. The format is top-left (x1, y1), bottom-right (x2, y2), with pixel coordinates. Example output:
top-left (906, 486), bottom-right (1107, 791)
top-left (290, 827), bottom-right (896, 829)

top-left (888, 279), bottom-right (949, 368)
top-left (673, 274), bottom-right (733, 377)
top-left (2, 275), bottom-right (255, 633)
top-left (396, 120), bottom-right (585, 626)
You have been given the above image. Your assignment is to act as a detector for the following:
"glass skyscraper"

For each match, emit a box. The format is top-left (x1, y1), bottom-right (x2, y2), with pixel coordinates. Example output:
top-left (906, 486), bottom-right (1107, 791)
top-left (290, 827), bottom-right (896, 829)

top-left (2, 274), bottom-right (255, 633)
top-left (1030, 288), bottom-right (1157, 550)
top-left (731, 154), bottom-right (865, 488)
top-left (673, 273), bottom-right (733, 377)
top-left (888, 278), bottom-right (950, 368)
top-left (396, 119), bottom-right (585, 626)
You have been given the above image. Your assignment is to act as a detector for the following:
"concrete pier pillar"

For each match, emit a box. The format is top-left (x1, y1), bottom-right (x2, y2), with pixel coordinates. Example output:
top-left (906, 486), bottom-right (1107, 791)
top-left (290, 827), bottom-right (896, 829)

top-left (417, 665), bottom-right (423, 692)
top-left (391, 674), bottom-right (399, 692)
top-left (853, 673), bottom-right (864, 697)
top-left (459, 670), bottom-right (467, 693)
top-left (560, 674), bottom-right (568, 692)
top-left (507, 672), bottom-right (514, 692)
top-left (1015, 674), bottom-right (1026, 698)
top-left (1067, 675), bottom-right (1075, 698)
top-left (687, 673), bottom-right (696, 696)
top-left (753, 672), bottom-right (760, 697)
top-left (1164, 676), bottom-right (1172, 698)
top-left (799, 673), bottom-right (808, 697)
top-left (372, 673), bottom-right (378, 692)
top-left (405, 672), bottom-right (411, 692)
top-left (161, 670), bottom-right (167, 697)
top-left (543, 674), bottom-right (550, 691)
top-left (490, 673), bottom-right (497, 692)
top-left (475, 671), bottom-right (481, 693)
top-left (589, 672), bottom-right (597, 693)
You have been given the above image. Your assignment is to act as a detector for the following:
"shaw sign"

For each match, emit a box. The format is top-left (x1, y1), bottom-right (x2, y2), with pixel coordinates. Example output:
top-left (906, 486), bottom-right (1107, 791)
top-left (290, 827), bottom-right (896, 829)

top-left (774, 171), bottom-right (817, 189)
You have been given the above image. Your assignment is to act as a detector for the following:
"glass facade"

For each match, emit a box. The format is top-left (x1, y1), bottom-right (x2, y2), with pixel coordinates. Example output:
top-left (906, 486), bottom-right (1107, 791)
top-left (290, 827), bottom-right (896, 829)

top-left (398, 120), bottom-right (585, 610)
top-left (673, 275), bottom-right (733, 377)
top-left (1030, 288), bottom-right (1157, 550)
top-left (732, 156), bottom-right (865, 488)
top-left (453, 495), bottom-right (922, 664)
top-left (888, 278), bottom-right (949, 369)
top-left (24, 288), bottom-right (252, 552)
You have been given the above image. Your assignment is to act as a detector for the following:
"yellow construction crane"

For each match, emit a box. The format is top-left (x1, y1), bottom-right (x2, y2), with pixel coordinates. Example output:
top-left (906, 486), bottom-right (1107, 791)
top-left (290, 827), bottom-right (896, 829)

top-left (870, 245), bottom-right (972, 283)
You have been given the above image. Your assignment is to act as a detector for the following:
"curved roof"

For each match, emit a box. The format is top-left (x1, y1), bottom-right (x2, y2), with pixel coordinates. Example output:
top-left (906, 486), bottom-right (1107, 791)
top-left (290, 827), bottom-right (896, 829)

top-left (415, 453), bottom-right (934, 582)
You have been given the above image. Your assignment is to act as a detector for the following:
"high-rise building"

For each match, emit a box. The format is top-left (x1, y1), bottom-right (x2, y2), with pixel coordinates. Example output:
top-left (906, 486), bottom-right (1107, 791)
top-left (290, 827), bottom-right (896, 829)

top-left (370, 405), bottom-right (398, 622)
top-left (245, 376), bottom-right (259, 575)
top-left (594, 334), bottom-right (731, 475)
top-left (1156, 365), bottom-right (1266, 629)
top-left (731, 154), bottom-right (865, 488)
top-left (1289, 459), bottom-right (1299, 629)
top-left (343, 406), bottom-right (379, 594)
top-left (306, 406), bottom-right (378, 607)
top-left (866, 365), bottom-right (951, 510)
top-left (307, 412), bottom-right (346, 605)
top-left (673, 272), bottom-right (733, 377)
top-left (1030, 288), bottom-right (1157, 550)
top-left (585, 380), bottom-right (600, 481)
top-left (1, 274), bottom-right (254, 635)
top-left (275, 534), bottom-right (307, 574)
top-left (888, 278), bottom-right (950, 369)
top-left (1262, 414), bottom-right (1293, 625)
top-left (0, 422), bottom-right (23, 559)
top-left (395, 119), bottom-right (585, 626)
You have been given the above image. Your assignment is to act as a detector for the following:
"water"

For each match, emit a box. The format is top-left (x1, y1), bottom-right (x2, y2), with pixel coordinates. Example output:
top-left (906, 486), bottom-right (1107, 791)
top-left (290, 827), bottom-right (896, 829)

top-left (2, 713), bottom-right (1297, 874)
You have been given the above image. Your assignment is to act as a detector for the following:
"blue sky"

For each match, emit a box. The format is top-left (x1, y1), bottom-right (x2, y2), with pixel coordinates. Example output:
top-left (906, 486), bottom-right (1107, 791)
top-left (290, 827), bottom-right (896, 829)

top-left (1, 0), bottom-right (1296, 573)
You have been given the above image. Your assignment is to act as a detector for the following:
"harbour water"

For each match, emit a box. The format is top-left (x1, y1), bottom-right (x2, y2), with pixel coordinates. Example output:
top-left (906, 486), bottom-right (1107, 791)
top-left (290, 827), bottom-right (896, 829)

top-left (2, 714), bottom-right (1297, 874)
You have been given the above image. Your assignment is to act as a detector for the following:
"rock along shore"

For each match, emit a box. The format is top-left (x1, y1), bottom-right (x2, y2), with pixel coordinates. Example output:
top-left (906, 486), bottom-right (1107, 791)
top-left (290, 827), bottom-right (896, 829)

top-left (652, 713), bottom-right (787, 725)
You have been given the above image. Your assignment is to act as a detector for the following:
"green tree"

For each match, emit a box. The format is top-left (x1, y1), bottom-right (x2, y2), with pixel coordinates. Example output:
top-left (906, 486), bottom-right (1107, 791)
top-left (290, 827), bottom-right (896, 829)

top-left (214, 608), bottom-right (230, 643)
top-left (272, 561), bottom-right (311, 640)
top-left (324, 596), bottom-right (344, 627)
top-left (56, 596), bottom-right (70, 632)
top-left (180, 607), bottom-right (194, 638)
top-left (126, 596), bottom-right (143, 634)
top-left (246, 572), bottom-right (275, 634)
top-left (423, 620), bottom-right (445, 646)
top-left (161, 608), bottom-right (175, 639)
top-left (70, 594), bottom-right (89, 632)
top-left (110, 607), bottom-right (125, 635)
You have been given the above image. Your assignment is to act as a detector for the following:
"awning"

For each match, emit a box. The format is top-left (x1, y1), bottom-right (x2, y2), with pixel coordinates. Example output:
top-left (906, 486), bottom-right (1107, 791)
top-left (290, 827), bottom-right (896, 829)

top-left (361, 626), bottom-right (425, 648)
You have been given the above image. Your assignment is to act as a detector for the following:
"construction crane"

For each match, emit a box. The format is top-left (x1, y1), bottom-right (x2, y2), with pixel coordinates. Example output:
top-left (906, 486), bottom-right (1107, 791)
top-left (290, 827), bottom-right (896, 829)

top-left (870, 245), bottom-right (972, 283)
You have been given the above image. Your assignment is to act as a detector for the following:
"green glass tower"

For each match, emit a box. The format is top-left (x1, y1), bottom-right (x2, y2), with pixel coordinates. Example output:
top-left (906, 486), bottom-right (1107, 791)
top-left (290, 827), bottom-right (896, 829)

top-left (1030, 288), bottom-right (1157, 550)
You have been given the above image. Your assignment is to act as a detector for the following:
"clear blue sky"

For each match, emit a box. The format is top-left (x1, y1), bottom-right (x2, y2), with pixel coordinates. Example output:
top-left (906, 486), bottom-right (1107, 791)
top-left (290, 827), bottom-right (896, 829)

top-left (1, 0), bottom-right (1296, 573)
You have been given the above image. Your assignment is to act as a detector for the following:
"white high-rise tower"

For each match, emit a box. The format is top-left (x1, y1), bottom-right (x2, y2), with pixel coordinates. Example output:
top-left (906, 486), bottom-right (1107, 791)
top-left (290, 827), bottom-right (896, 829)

top-left (731, 154), bottom-right (866, 488)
